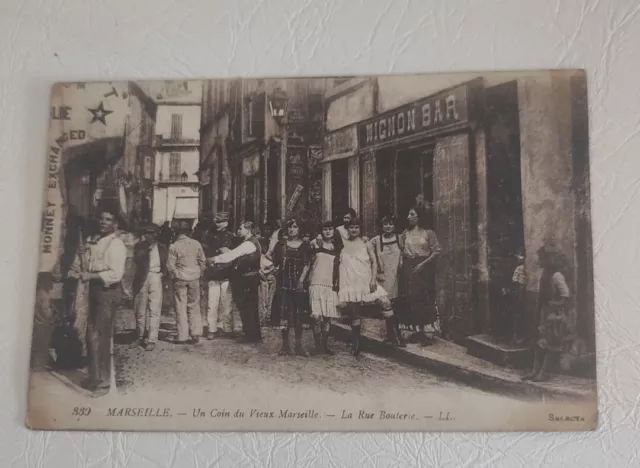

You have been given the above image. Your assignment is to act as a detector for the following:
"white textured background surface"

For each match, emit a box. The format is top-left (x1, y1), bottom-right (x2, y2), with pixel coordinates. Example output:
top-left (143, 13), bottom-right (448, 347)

top-left (1, 0), bottom-right (639, 466)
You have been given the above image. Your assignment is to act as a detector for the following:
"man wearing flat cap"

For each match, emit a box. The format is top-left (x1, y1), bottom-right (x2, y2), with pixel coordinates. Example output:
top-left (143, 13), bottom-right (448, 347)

top-left (132, 223), bottom-right (168, 351)
top-left (202, 212), bottom-right (236, 339)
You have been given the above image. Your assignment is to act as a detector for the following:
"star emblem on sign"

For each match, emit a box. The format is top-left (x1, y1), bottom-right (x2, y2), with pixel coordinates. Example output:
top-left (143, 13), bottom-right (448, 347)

top-left (87, 101), bottom-right (113, 125)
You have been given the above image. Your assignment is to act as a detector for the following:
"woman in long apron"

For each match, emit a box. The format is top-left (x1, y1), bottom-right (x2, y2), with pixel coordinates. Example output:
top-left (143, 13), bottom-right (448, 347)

top-left (399, 206), bottom-right (441, 346)
top-left (371, 215), bottom-right (406, 347)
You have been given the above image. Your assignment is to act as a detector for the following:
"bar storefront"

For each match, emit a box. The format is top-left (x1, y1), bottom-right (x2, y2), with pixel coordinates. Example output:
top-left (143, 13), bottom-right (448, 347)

top-left (322, 79), bottom-right (485, 341)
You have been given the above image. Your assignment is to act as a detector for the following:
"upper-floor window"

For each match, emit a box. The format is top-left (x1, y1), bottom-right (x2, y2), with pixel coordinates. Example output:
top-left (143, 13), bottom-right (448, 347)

top-left (169, 152), bottom-right (181, 180)
top-left (170, 113), bottom-right (183, 141)
top-left (244, 92), bottom-right (265, 140)
top-left (308, 93), bottom-right (324, 122)
top-left (143, 155), bottom-right (153, 180)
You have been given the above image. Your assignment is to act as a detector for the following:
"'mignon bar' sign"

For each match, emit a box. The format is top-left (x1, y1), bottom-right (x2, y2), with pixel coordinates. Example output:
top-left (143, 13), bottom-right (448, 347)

top-left (358, 84), bottom-right (469, 149)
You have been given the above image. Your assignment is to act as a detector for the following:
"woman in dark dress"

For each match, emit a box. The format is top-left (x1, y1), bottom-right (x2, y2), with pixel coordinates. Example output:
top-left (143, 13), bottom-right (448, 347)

top-left (209, 221), bottom-right (262, 343)
top-left (399, 206), bottom-right (441, 346)
top-left (271, 217), bottom-right (312, 356)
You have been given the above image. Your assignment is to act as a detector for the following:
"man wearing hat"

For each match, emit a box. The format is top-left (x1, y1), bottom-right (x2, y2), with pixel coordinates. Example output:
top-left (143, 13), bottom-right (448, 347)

top-left (132, 223), bottom-right (168, 351)
top-left (202, 212), bottom-right (236, 339)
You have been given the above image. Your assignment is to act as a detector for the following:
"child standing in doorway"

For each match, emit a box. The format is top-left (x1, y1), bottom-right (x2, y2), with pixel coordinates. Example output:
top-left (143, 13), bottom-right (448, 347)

top-left (522, 244), bottom-right (573, 382)
top-left (510, 248), bottom-right (527, 345)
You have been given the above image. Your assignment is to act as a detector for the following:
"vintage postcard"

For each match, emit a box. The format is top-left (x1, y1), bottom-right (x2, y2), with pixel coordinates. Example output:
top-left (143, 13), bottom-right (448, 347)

top-left (27, 71), bottom-right (597, 432)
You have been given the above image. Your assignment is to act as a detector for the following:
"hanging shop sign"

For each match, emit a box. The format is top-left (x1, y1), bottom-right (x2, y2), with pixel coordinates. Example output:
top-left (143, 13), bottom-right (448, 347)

top-left (358, 84), bottom-right (470, 150)
top-left (287, 184), bottom-right (304, 213)
top-left (242, 151), bottom-right (260, 176)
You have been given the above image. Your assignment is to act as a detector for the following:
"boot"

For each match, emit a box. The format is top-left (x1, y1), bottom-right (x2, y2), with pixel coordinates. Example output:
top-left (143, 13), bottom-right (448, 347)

top-left (384, 318), bottom-right (398, 346)
top-left (394, 316), bottom-right (407, 348)
top-left (312, 323), bottom-right (322, 354)
top-left (351, 324), bottom-right (362, 357)
top-left (321, 326), bottom-right (334, 355)
top-left (279, 329), bottom-right (291, 356)
top-left (294, 328), bottom-right (310, 357)
top-left (522, 348), bottom-right (543, 380)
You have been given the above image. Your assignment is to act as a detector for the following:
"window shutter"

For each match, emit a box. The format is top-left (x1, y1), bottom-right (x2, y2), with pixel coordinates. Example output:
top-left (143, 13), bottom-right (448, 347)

top-left (250, 92), bottom-right (266, 139)
top-left (169, 152), bottom-right (181, 180)
top-left (170, 114), bottom-right (183, 141)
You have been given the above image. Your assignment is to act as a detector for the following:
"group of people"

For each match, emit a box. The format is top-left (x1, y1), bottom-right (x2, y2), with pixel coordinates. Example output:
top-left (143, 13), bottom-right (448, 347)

top-left (129, 205), bottom-right (444, 362)
top-left (44, 199), bottom-right (576, 399)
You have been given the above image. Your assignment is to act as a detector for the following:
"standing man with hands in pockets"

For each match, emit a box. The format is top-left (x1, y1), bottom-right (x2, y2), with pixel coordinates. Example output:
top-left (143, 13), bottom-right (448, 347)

top-left (167, 219), bottom-right (206, 345)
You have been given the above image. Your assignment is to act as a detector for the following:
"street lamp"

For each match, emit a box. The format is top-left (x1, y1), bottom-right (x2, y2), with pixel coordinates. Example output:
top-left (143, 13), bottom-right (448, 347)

top-left (181, 171), bottom-right (188, 183)
top-left (269, 87), bottom-right (289, 125)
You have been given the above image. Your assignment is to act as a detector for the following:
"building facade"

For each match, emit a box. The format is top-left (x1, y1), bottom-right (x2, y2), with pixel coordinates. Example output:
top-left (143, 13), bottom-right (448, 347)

top-left (152, 102), bottom-right (201, 225)
top-left (199, 78), bottom-right (327, 231)
top-left (199, 79), bottom-right (232, 221)
top-left (120, 82), bottom-right (157, 231)
top-left (321, 71), bottom-right (594, 356)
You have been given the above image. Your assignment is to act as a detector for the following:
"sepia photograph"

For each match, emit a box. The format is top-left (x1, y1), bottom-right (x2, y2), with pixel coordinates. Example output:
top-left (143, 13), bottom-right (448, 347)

top-left (27, 71), bottom-right (597, 432)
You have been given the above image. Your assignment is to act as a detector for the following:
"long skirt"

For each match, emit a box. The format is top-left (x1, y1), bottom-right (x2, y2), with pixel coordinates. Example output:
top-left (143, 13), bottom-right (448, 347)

top-left (400, 256), bottom-right (437, 327)
top-left (231, 274), bottom-right (262, 342)
top-left (270, 287), bottom-right (312, 329)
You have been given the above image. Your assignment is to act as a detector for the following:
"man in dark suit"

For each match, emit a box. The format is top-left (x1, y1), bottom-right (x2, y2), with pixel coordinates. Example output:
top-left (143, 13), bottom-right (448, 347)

top-left (133, 224), bottom-right (168, 351)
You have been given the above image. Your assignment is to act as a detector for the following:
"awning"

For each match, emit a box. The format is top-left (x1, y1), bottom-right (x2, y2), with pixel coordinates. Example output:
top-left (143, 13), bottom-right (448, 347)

top-left (172, 197), bottom-right (199, 220)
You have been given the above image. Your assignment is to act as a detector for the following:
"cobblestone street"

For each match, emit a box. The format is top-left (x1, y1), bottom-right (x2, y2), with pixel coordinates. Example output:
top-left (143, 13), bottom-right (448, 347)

top-left (113, 301), bottom-right (517, 404)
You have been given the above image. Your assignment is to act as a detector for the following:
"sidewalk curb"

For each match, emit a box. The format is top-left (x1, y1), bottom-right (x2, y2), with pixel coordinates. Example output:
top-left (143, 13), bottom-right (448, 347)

top-left (330, 323), bottom-right (594, 401)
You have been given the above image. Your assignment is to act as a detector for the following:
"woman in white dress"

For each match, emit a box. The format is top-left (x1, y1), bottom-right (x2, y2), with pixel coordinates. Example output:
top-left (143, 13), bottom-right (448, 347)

top-left (305, 221), bottom-right (340, 355)
top-left (337, 218), bottom-right (394, 357)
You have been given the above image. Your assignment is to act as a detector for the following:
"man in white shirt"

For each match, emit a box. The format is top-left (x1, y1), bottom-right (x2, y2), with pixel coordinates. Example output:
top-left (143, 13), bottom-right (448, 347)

top-left (209, 221), bottom-right (262, 342)
top-left (167, 219), bottom-right (206, 344)
top-left (71, 207), bottom-right (127, 397)
top-left (202, 212), bottom-right (235, 339)
top-left (133, 224), bottom-right (167, 351)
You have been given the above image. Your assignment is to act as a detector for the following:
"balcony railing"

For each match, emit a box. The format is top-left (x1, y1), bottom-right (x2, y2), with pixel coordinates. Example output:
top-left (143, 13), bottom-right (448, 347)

top-left (155, 135), bottom-right (200, 147)
top-left (157, 171), bottom-right (198, 184)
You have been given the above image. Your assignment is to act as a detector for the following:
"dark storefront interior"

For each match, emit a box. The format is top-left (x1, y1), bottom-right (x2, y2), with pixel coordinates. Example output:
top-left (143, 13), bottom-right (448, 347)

top-left (396, 145), bottom-right (435, 230)
top-left (484, 81), bottom-right (526, 337)
top-left (330, 159), bottom-right (349, 223)
top-left (375, 145), bottom-right (435, 232)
